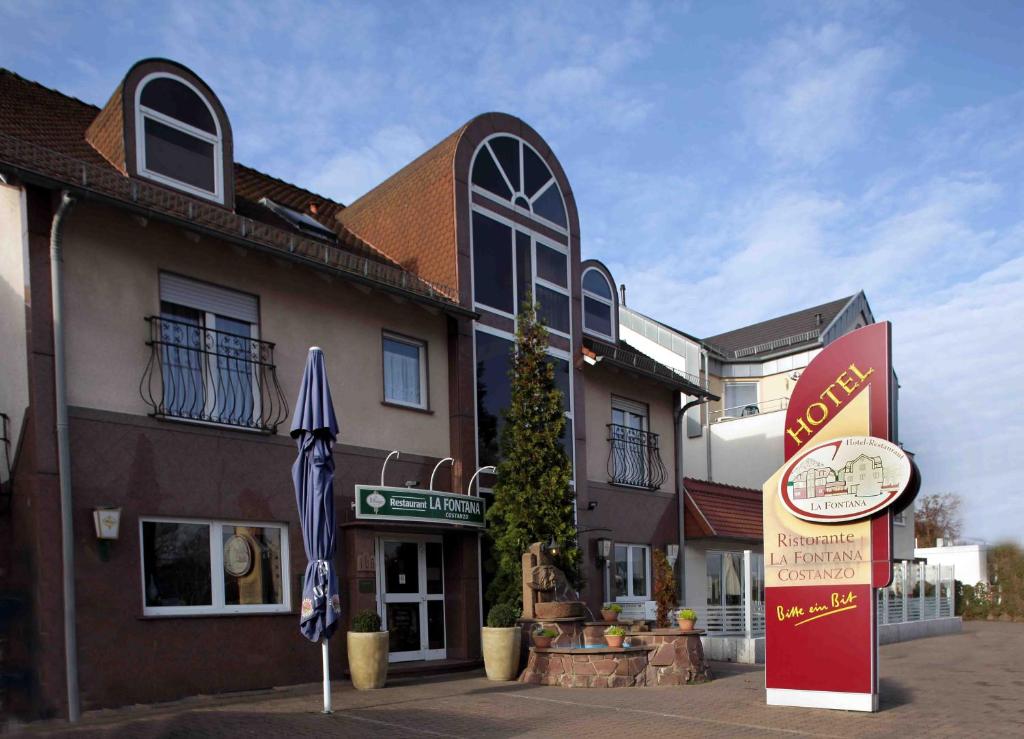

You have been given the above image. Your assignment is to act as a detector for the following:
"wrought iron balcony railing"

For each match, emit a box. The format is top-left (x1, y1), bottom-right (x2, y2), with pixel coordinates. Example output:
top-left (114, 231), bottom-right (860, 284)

top-left (141, 316), bottom-right (288, 433)
top-left (606, 423), bottom-right (666, 490)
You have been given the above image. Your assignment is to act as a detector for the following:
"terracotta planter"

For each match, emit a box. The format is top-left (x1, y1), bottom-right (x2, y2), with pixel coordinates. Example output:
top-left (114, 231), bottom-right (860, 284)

top-left (601, 609), bottom-right (619, 622)
top-left (677, 619), bottom-right (695, 631)
top-left (535, 601), bottom-right (584, 619)
top-left (532, 634), bottom-right (554, 649)
top-left (347, 631), bottom-right (389, 690)
top-left (605, 634), bottom-right (624, 648)
top-left (481, 626), bottom-right (522, 681)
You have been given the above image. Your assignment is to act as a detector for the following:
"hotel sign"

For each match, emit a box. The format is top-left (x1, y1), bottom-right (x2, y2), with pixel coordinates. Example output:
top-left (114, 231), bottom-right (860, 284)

top-left (355, 485), bottom-right (486, 528)
top-left (763, 322), bottom-right (917, 713)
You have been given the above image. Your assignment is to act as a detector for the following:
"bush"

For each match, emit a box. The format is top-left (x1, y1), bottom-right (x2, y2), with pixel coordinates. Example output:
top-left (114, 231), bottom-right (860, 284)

top-left (487, 602), bottom-right (520, 628)
top-left (604, 625), bottom-right (626, 636)
top-left (351, 609), bottom-right (382, 633)
top-left (653, 548), bottom-right (678, 628)
top-left (677, 608), bottom-right (698, 624)
top-left (602, 603), bottom-right (623, 613)
top-left (534, 627), bottom-right (557, 638)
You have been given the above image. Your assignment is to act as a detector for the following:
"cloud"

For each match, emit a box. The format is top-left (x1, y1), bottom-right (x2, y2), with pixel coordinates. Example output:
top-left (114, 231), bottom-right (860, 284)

top-left (306, 125), bottom-right (429, 203)
top-left (740, 22), bottom-right (898, 165)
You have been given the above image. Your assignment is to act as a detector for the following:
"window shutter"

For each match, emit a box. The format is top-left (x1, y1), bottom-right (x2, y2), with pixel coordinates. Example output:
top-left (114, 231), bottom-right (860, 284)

top-left (612, 396), bottom-right (648, 418)
top-left (159, 273), bottom-right (258, 323)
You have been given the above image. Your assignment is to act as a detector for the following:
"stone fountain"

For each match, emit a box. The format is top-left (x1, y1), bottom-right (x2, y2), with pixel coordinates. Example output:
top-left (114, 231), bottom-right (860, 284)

top-left (516, 542), bottom-right (713, 688)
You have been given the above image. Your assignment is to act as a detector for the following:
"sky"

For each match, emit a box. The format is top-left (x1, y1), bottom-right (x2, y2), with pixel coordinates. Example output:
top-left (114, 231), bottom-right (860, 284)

top-left (2, 0), bottom-right (1021, 544)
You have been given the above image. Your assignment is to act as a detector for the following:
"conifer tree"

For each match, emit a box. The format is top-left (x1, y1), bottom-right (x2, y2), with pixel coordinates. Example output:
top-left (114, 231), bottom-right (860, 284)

top-left (485, 297), bottom-right (578, 608)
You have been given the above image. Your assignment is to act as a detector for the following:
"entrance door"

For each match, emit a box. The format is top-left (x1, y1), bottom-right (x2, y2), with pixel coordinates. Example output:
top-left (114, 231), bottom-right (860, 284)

top-left (378, 536), bottom-right (446, 663)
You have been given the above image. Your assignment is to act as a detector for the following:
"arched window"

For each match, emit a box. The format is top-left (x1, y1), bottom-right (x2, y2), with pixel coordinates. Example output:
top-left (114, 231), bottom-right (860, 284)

top-left (582, 267), bottom-right (615, 340)
top-left (135, 73), bottom-right (224, 203)
top-left (471, 135), bottom-right (567, 228)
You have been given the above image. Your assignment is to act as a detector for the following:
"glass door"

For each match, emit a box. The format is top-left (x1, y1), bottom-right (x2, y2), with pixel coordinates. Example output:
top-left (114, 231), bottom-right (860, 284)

top-left (378, 537), bottom-right (446, 663)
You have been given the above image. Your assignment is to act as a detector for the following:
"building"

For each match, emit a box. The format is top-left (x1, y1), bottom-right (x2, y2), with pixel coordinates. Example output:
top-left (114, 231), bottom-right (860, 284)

top-left (0, 59), bottom-right (729, 717)
top-left (915, 542), bottom-right (989, 586)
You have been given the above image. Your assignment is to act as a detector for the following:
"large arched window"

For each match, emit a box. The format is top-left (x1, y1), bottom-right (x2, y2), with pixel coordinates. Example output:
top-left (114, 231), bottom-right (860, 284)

top-left (582, 266), bottom-right (615, 340)
top-left (135, 73), bottom-right (224, 203)
top-left (471, 135), bottom-right (567, 228)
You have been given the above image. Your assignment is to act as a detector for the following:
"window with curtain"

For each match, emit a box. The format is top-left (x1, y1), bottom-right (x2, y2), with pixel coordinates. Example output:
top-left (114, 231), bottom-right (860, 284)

top-left (382, 333), bottom-right (427, 409)
top-left (706, 550), bottom-right (744, 607)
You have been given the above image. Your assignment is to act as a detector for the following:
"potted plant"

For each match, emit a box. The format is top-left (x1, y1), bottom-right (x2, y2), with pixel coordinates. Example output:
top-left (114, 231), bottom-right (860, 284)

top-left (676, 608), bottom-right (698, 631)
top-left (604, 624), bottom-right (626, 648)
top-left (600, 602), bottom-right (623, 622)
top-left (482, 602), bottom-right (522, 681)
top-left (347, 609), bottom-right (388, 690)
top-left (532, 627), bottom-right (557, 649)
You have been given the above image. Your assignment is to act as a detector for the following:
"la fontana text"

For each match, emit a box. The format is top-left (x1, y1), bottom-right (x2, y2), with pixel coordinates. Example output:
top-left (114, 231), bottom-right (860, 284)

top-left (777, 591), bottom-right (858, 625)
top-left (770, 532), bottom-right (866, 581)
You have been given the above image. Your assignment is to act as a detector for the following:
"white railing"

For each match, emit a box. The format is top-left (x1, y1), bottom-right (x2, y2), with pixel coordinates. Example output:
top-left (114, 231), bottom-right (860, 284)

top-left (877, 562), bottom-right (955, 626)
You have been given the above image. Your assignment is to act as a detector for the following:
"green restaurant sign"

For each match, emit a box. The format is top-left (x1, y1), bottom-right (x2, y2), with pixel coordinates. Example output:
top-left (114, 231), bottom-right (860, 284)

top-left (354, 485), bottom-right (486, 528)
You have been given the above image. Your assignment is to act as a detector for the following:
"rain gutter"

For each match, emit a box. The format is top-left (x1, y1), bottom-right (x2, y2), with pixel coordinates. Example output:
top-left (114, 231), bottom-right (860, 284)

top-left (50, 191), bottom-right (80, 721)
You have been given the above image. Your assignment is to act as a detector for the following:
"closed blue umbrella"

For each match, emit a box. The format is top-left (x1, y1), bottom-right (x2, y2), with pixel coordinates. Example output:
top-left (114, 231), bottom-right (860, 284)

top-left (291, 347), bottom-right (341, 712)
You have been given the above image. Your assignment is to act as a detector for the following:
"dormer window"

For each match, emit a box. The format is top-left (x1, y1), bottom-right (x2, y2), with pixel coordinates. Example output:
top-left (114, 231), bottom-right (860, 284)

top-left (135, 74), bottom-right (224, 203)
top-left (582, 266), bottom-right (615, 340)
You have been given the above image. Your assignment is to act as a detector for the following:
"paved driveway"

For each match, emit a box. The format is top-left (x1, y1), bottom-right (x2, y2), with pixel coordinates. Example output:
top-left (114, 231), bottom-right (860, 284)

top-left (11, 621), bottom-right (1024, 737)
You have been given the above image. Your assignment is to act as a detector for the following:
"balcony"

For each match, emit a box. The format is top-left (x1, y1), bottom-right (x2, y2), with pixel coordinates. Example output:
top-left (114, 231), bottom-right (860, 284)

top-left (606, 424), bottom-right (666, 490)
top-left (141, 316), bottom-right (288, 433)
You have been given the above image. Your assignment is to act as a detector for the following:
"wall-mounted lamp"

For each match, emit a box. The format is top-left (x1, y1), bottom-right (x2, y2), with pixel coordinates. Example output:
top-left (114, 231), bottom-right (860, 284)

top-left (93, 506), bottom-right (121, 562)
top-left (596, 537), bottom-right (613, 565)
top-left (666, 544), bottom-right (679, 570)
top-left (586, 501), bottom-right (599, 511)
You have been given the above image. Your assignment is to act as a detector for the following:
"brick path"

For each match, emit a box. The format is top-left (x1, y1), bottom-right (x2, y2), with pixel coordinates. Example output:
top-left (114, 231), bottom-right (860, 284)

top-left (9, 621), bottom-right (1023, 737)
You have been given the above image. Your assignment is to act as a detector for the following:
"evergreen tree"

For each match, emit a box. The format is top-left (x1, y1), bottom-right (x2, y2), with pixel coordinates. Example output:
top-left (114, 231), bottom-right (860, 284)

top-left (485, 297), bottom-right (578, 608)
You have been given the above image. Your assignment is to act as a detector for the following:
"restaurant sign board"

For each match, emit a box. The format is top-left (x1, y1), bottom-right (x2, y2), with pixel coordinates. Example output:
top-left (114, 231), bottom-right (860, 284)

top-left (764, 322), bottom-right (905, 713)
top-left (355, 485), bottom-right (486, 528)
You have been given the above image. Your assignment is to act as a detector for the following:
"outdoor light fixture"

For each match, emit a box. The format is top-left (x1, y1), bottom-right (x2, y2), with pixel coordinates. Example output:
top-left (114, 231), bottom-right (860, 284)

top-left (596, 537), bottom-right (612, 564)
top-left (666, 544), bottom-right (679, 570)
top-left (93, 506), bottom-right (121, 562)
top-left (587, 501), bottom-right (599, 511)
top-left (546, 536), bottom-right (560, 558)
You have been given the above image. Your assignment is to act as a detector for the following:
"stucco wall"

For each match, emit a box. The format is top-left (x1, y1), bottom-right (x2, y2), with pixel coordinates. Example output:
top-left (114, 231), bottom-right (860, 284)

top-left (0, 183), bottom-right (29, 456)
top-left (61, 202), bottom-right (451, 459)
top-left (709, 410), bottom-right (786, 489)
top-left (582, 367), bottom-right (676, 490)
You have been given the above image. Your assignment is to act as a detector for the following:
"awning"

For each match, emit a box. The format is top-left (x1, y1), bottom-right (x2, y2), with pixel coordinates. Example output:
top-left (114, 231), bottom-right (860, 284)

top-left (684, 478), bottom-right (763, 541)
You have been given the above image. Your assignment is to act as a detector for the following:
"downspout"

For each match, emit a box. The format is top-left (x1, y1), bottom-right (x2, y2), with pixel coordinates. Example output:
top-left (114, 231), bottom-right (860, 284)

top-left (703, 347), bottom-right (713, 482)
top-left (50, 191), bottom-right (79, 722)
top-left (675, 393), bottom-right (708, 606)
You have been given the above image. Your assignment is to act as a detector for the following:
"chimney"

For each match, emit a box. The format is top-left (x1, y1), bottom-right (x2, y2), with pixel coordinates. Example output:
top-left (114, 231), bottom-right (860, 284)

top-left (620, 284), bottom-right (626, 306)
top-left (814, 312), bottom-right (823, 326)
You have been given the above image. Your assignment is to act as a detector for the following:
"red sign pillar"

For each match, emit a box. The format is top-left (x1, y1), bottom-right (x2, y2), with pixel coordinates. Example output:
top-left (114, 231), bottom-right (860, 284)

top-left (763, 322), bottom-right (895, 711)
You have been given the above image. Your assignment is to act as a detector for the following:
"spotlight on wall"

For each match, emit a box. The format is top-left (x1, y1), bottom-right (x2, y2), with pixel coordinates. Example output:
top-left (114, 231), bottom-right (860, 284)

top-left (546, 536), bottom-right (560, 558)
top-left (596, 537), bottom-right (613, 565)
top-left (404, 480), bottom-right (421, 488)
top-left (586, 501), bottom-right (599, 512)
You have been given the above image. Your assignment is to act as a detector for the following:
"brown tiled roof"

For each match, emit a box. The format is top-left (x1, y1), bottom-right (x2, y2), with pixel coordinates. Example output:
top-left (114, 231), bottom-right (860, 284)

top-left (338, 126), bottom-right (467, 295)
top-left (0, 67), bottom-right (398, 269)
top-left (704, 295), bottom-right (854, 358)
top-left (684, 478), bottom-right (762, 540)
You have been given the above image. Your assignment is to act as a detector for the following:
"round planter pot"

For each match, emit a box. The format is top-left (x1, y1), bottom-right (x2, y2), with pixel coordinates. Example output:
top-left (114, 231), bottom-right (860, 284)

top-left (481, 626), bottom-right (522, 681)
top-left (677, 619), bottom-right (695, 631)
top-left (601, 610), bottom-right (619, 622)
top-left (347, 631), bottom-right (389, 690)
top-left (605, 635), bottom-right (624, 648)
top-left (532, 635), bottom-right (554, 649)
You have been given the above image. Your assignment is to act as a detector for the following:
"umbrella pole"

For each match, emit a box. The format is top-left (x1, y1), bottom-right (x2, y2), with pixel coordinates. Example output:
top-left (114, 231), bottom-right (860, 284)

top-left (322, 638), bottom-right (332, 714)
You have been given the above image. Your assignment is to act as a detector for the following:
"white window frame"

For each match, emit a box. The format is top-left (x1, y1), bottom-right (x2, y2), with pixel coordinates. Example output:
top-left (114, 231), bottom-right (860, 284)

top-left (469, 135), bottom-right (570, 236)
top-left (139, 516), bottom-right (291, 617)
top-left (159, 274), bottom-right (262, 431)
top-left (723, 381), bottom-right (760, 418)
top-left (469, 206), bottom-right (572, 339)
top-left (472, 323), bottom-right (576, 487)
top-left (134, 72), bottom-right (224, 204)
top-left (582, 267), bottom-right (615, 341)
top-left (611, 543), bottom-right (651, 601)
top-left (382, 331), bottom-right (428, 410)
